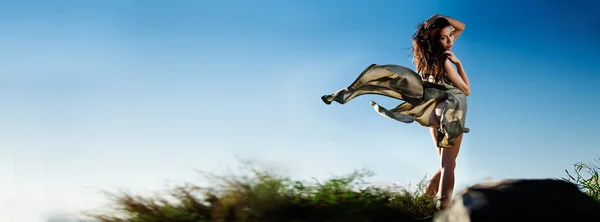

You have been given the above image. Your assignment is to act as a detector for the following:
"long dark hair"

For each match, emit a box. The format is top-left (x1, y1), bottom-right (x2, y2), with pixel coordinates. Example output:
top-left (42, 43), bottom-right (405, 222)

top-left (408, 18), bottom-right (451, 82)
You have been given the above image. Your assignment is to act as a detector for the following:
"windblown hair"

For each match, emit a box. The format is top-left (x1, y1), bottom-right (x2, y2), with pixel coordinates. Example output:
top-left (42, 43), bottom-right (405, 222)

top-left (409, 18), bottom-right (451, 83)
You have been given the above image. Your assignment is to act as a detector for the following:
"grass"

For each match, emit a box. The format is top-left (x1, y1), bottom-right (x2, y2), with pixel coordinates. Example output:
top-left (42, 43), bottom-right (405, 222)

top-left (78, 158), bottom-right (600, 222)
top-left (81, 161), bottom-right (437, 222)
top-left (562, 157), bottom-right (600, 201)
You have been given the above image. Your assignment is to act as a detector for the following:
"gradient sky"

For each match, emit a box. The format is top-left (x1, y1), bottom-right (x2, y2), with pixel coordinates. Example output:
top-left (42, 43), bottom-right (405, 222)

top-left (1, 0), bottom-right (599, 221)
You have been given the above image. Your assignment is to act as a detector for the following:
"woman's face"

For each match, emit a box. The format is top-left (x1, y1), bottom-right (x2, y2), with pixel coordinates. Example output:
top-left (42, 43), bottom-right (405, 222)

top-left (437, 26), bottom-right (455, 51)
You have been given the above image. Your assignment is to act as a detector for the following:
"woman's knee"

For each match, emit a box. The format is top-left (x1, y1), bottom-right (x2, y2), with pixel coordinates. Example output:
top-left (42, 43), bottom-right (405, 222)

top-left (440, 162), bottom-right (456, 171)
top-left (440, 157), bottom-right (457, 170)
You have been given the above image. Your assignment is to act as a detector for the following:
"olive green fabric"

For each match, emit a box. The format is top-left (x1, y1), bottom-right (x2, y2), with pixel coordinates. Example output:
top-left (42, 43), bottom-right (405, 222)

top-left (321, 64), bottom-right (469, 148)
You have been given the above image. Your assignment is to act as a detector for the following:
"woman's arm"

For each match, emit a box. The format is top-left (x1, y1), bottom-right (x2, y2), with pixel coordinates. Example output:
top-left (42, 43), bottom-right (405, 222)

top-left (455, 62), bottom-right (470, 90)
top-left (444, 59), bottom-right (471, 96)
top-left (430, 14), bottom-right (466, 40)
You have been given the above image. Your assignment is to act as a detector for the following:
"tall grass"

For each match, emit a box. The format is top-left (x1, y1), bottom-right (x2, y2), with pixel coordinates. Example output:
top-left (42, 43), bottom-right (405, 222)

top-left (82, 161), bottom-right (437, 222)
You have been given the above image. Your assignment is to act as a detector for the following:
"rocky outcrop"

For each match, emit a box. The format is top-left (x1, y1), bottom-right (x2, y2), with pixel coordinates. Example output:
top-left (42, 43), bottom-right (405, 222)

top-left (435, 179), bottom-right (600, 222)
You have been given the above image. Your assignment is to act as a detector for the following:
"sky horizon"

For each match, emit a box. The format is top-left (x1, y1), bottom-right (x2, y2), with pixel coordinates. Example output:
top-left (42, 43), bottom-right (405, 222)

top-left (2, 0), bottom-right (599, 221)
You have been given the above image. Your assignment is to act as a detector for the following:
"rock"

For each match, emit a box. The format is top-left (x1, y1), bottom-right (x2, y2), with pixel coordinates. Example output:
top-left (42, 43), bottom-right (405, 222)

top-left (434, 179), bottom-right (600, 222)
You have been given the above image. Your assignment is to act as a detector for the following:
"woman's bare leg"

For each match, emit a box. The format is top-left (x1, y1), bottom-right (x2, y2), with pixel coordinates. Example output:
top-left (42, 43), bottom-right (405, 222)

top-left (424, 101), bottom-right (446, 198)
top-left (437, 133), bottom-right (463, 209)
top-left (424, 127), bottom-right (442, 197)
top-left (426, 100), bottom-right (463, 209)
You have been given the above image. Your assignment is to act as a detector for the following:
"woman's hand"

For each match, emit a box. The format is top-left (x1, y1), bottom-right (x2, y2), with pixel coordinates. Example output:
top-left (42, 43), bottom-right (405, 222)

top-left (444, 51), bottom-right (461, 65)
top-left (424, 14), bottom-right (444, 29)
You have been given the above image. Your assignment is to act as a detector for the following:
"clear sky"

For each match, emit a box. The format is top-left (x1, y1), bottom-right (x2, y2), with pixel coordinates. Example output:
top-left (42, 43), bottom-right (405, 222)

top-left (1, 0), bottom-right (599, 221)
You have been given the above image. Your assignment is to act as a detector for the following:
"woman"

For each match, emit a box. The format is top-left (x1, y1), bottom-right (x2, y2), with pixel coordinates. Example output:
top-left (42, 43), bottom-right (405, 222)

top-left (321, 14), bottom-right (470, 209)
top-left (411, 14), bottom-right (470, 209)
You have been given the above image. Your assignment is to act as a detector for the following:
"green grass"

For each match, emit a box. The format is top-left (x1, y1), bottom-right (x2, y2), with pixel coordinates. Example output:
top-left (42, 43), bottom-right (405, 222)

top-left (79, 158), bottom-right (600, 222)
top-left (81, 161), bottom-right (437, 222)
top-left (562, 158), bottom-right (600, 201)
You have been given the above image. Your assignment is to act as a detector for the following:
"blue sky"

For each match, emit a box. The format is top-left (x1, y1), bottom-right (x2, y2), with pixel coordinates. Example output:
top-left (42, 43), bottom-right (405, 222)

top-left (1, 0), bottom-right (599, 221)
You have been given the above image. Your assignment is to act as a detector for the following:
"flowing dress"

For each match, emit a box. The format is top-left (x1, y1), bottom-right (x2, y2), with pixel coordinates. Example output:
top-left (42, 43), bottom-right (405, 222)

top-left (321, 64), bottom-right (469, 148)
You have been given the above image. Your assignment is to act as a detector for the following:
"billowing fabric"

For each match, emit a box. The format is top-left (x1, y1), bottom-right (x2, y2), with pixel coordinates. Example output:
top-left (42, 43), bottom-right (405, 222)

top-left (321, 64), bottom-right (469, 148)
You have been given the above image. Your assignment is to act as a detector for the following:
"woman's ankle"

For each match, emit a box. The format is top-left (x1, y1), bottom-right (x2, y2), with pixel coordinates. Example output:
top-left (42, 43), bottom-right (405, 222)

top-left (435, 194), bottom-right (451, 210)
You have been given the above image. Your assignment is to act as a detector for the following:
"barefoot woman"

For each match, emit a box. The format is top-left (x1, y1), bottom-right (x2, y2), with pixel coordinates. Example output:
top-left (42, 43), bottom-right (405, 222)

top-left (411, 14), bottom-right (470, 209)
top-left (321, 14), bottom-right (470, 210)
